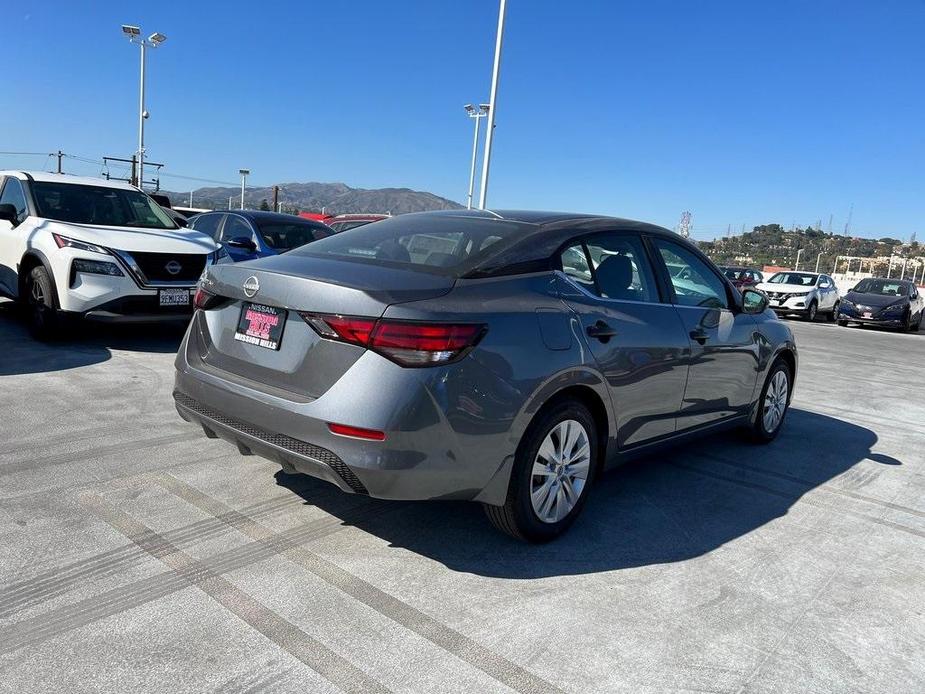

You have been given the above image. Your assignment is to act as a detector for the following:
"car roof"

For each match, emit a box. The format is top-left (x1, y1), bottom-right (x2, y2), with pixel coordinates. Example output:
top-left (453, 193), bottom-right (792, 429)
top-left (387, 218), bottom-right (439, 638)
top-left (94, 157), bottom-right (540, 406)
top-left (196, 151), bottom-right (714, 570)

top-left (403, 208), bottom-right (676, 235)
top-left (0, 170), bottom-right (140, 191)
top-left (218, 209), bottom-right (331, 225)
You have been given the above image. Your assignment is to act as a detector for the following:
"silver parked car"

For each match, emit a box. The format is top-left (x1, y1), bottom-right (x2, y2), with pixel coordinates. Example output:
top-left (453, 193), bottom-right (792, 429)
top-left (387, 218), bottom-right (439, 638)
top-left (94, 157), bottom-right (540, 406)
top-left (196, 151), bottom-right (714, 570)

top-left (174, 210), bottom-right (797, 541)
top-left (756, 271), bottom-right (840, 321)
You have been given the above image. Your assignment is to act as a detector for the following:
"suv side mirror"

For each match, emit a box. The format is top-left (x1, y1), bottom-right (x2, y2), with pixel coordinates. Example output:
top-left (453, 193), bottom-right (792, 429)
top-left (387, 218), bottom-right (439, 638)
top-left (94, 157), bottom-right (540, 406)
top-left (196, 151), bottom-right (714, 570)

top-left (0, 204), bottom-right (18, 224)
top-left (741, 288), bottom-right (769, 315)
top-left (225, 236), bottom-right (257, 252)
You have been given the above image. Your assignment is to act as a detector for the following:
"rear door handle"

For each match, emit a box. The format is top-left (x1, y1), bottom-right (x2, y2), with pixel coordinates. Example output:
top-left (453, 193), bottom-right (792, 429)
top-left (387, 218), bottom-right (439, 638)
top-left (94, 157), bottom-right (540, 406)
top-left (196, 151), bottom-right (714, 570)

top-left (689, 329), bottom-right (709, 345)
top-left (586, 320), bottom-right (617, 342)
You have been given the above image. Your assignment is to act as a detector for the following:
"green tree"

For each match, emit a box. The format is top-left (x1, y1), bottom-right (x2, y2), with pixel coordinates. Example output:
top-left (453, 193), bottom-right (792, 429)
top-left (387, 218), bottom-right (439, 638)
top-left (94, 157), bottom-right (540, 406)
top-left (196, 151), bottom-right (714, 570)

top-left (259, 198), bottom-right (270, 211)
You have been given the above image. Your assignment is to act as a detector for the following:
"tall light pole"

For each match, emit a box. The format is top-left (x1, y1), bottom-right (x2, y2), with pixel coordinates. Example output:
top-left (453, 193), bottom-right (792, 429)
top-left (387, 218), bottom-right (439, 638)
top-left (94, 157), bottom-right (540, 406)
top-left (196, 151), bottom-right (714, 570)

top-left (239, 169), bottom-right (250, 210)
top-left (794, 248), bottom-right (804, 271)
top-left (478, 0), bottom-right (507, 210)
top-left (464, 104), bottom-right (489, 210)
top-left (814, 251), bottom-right (823, 273)
top-left (121, 25), bottom-right (166, 189)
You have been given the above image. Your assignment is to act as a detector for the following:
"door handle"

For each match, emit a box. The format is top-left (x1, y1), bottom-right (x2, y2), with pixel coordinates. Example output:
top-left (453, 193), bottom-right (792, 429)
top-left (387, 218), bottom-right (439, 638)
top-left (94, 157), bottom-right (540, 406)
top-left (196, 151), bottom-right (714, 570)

top-left (586, 320), bottom-right (617, 342)
top-left (689, 328), bottom-right (709, 345)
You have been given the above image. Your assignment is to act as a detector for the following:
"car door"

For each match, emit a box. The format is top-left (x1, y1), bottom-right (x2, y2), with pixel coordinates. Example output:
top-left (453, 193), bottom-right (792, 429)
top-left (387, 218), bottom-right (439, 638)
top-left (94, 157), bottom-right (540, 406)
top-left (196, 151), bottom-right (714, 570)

top-left (0, 176), bottom-right (32, 298)
top-left (556, 231), bottom-right (690, 448)
top-left (649, 237), bottom-right (761, 431)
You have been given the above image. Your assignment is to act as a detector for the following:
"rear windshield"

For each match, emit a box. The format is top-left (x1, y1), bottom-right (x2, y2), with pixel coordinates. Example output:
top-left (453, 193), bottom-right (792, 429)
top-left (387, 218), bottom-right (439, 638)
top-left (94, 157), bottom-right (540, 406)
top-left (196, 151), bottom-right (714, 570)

top-left (255, 221), bottom-right (331, 251)
top-left (292, 214), bottom-right (533, 276)
top-left (330, 220), bottom-right (374, 233)
top-left (31, 181), bottom-right (177, 229)
top-left (852, 279), bottom-right (909, 296)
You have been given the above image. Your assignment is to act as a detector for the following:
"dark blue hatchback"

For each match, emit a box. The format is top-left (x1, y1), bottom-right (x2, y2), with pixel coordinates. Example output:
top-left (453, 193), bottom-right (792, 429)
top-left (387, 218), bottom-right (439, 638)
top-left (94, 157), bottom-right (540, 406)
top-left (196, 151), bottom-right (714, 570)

top-left (187, 210), bottom-right (333, 262)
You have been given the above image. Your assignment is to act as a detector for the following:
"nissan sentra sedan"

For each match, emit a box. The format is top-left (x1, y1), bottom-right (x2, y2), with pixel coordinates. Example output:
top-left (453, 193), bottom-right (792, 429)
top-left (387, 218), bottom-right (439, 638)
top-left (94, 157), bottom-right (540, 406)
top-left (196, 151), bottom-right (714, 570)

top-left (173, 210), bottom-right (797, 542)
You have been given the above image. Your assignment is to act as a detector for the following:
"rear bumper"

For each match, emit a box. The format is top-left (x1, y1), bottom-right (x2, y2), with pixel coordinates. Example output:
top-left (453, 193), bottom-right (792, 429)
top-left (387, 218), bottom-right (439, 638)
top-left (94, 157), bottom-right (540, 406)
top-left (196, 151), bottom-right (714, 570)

top-left (172, 321), bottom-right (522, 505)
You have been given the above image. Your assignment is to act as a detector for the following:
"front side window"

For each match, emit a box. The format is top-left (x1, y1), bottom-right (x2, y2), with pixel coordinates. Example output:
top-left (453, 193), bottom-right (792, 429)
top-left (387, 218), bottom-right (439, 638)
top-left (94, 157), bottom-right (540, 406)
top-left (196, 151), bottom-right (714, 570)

top-left (189, 213), bottom-right (222, 240)
top-left (560, 234), bottom-right (657, 302)
top-left (30, 182), bottom-right (176, 229)
top-left (654, 239), bottom-right (728, 309)
top-left (256, 221), bottom-right (331, 251)
top-left (0, 177), bottom-right (28, 224)
top-left (221, 216), bottom-right (255, 242)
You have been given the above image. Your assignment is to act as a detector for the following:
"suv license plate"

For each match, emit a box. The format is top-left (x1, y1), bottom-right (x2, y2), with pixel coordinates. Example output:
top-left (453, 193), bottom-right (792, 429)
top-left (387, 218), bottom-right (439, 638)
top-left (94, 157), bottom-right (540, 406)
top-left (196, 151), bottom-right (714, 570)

top-left (234, 302), bottom-right (285, 351)
top-left (159, 288), bottom-right (190, 306)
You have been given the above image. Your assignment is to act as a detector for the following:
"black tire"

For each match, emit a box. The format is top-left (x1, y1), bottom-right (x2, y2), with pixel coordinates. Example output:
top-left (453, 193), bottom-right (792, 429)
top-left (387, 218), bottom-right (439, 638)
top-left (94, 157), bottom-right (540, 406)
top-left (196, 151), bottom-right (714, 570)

top-left (805, 301), bottom-right (817, 322)
top-left (828, 302), bottom-right (839, 321)
top-left (901, 310), bottom-right (913, 333)
top-left (837, 320), bottom-right (849, 327)
top-left (913, 314), bottom-right (922, 332)
top-left (484, 398), bottom-right (598, 543)
top-left (747, 358), bottom-right (792, 444)
top-left (25, 266), bottom-right (62, 341)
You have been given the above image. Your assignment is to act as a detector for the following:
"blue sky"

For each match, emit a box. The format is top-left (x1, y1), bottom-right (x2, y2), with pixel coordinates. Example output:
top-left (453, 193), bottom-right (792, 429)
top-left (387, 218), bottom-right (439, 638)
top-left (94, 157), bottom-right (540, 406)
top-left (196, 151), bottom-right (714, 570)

top-left (2, 0), bottom-right (924, 240)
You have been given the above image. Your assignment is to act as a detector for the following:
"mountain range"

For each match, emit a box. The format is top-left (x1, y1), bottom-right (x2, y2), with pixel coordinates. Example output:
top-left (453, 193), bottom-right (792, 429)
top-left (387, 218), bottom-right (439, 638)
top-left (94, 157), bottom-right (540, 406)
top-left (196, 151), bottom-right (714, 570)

top-left (163, 182), bottom-right (463, 216)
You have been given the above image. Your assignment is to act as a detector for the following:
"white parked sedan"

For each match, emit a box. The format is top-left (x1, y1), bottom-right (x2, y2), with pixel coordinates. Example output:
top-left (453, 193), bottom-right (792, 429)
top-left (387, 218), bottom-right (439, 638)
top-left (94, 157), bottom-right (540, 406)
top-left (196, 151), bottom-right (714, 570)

top-left (756, 271), bottom-right (840, 321)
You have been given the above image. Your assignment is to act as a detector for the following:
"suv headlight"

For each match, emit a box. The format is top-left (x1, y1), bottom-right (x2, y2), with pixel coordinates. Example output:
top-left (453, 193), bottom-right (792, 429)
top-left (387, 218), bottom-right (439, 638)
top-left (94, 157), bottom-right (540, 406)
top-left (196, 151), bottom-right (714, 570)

top-left (52, 233), bottom-right (110, 255)
top-left (881, 303), bottom-right (905, 316)
top-left (786, 292), bottom-right (808, 298)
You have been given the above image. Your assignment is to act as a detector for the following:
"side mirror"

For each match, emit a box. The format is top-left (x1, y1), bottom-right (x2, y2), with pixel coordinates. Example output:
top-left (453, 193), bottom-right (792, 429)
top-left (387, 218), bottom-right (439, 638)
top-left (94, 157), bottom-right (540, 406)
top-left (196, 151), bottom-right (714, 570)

top-left (225, 236), bottom-right (257, 252)
top-left (0, 204), bottom-right (18, 224)
top-left (741, 288), bottom-right (769, 315)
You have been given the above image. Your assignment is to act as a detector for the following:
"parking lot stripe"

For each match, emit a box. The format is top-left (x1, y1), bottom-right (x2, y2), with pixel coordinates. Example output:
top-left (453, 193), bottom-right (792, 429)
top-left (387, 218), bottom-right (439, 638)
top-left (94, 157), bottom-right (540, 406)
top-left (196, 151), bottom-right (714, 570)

top-left (0, 494), bottom-right (387, 658)
top-left (154, 472), bottom-right (564, 694)
top-left (74, 491), bottom-right (392, 694)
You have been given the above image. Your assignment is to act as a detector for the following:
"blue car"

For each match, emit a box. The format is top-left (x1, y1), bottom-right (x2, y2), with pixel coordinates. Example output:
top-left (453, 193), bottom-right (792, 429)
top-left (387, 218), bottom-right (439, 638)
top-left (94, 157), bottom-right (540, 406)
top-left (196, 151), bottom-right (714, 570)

top-left (187, 210), bottom-right (333, 262)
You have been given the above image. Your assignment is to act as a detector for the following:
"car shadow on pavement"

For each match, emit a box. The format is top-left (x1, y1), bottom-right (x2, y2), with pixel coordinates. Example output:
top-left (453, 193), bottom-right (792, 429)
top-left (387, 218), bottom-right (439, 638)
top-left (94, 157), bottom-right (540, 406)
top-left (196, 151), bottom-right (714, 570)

top-left (276, 408), bottom-right (890, 578)
top-left (0, 300), bottom-right (187, 376)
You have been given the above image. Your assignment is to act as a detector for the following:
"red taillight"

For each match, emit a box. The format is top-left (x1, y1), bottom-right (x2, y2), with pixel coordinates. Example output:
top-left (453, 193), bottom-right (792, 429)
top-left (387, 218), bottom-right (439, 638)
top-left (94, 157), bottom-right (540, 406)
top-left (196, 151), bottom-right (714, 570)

top-left (300, 313), bottom-right (485, 367)
top-left (194, 287), bottom-right (222, 310)
top-left (327, 422), bottom-right (386, 441)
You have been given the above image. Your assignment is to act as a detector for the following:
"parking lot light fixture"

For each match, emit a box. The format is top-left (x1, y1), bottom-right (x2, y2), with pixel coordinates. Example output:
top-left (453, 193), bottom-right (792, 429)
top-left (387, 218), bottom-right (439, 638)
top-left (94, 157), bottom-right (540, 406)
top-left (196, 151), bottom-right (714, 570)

top-left (464, 104), bottom-right (489, 210)
top-left (239, 169), bottom-right (250, 210)
top-left (121, 25), bottom-right (167, 189)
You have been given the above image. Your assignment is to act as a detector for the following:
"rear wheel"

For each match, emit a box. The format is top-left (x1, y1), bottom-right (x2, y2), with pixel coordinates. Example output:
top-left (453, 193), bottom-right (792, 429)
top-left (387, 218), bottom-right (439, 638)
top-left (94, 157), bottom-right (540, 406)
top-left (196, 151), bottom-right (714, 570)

top-left (25, 266), bottom-right (62, 341)
top-left (748, 358), bottom-right (792, 443)
top-left (828, 301), bottom-right (840, 321)
top-left (484, 399), bottom-right (597, 542)
top-left (837, 319), bottom-right (849, 327)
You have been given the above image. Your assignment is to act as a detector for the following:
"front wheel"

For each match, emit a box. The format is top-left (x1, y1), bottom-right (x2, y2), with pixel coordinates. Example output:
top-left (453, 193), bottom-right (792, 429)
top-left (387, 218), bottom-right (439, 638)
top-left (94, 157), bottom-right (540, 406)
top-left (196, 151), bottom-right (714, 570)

top-left (484, 399), bottom-right (598, 542)
top-left (748, 359), bottom-right (792, 443)
top-left (25, 266), bottom-right (62, 341)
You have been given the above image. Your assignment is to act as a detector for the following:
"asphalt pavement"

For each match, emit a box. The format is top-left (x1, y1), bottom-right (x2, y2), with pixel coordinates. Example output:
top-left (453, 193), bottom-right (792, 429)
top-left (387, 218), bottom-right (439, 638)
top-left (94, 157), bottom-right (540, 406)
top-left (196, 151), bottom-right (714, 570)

top-left (1, 299), bottom-right (923, 693)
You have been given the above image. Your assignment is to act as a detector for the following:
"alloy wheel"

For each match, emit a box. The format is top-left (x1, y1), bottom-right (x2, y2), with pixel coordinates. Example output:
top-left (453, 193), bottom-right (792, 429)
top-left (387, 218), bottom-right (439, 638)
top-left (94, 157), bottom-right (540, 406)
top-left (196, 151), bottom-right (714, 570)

top-left (762, 370), bottom-right (789, 433)
top-left (530, 419), bottom-right (591, 524)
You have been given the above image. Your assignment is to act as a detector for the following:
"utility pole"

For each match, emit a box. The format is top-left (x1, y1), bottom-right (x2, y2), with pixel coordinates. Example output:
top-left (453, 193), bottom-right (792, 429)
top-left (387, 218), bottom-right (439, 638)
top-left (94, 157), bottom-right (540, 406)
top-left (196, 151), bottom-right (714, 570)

top-left (478, 0), bottom-right (507, 210)
top-left (272, 185), bottom-right (279, 212)
top-left (56, 150), bottom-right (63, 174)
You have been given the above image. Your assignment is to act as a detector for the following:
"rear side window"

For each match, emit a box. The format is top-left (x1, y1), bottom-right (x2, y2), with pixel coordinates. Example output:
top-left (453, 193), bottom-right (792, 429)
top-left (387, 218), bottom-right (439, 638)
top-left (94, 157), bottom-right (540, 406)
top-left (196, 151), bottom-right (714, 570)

top-left (560, 234), bottom-right (658, 303)
top-left (654, 239), bottom-right (728, 309)
top-left (0, 177), bottom-right (29, 223)
top-left (190, 213), bottom-right (222, 240)
top-left (294, 215), bottom-right (532, 276)
top-left (256, 222), bottom-right (331, 251)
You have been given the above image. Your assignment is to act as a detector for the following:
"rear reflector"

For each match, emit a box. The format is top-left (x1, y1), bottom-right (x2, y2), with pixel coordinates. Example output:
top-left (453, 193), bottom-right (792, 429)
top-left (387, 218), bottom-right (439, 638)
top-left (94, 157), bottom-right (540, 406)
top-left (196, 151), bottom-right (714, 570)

top-left (300, 313), bottom-right (486, 367)
top-left (327, 422), bottom-right (386, 441)
top-left (193, 287), bottom-right (224, 310)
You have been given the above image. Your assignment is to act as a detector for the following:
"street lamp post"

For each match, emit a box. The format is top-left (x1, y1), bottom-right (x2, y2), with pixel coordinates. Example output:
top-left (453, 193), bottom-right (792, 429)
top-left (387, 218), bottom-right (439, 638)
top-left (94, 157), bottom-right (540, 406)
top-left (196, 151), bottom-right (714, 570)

top-left (464, 104), bottom-right (489, 210)
top-left (794, 248), bottom-right (804, 271)
top-left (478, 0), bottom-right (507, 209)
top-left (239, 169), bottom-right (250, 210)
top-left (814, 251), bottom-right (823, 273)
top-left (121, 25), bottom-right (167, 189)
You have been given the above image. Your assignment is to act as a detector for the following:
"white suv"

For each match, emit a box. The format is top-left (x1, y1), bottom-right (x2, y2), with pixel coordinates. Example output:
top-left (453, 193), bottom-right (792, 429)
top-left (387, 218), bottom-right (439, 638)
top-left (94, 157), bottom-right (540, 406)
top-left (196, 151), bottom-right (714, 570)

top-left (0, 171), bottom-right (225, 338)
top-left (756, 271), bottom-right (840, 321)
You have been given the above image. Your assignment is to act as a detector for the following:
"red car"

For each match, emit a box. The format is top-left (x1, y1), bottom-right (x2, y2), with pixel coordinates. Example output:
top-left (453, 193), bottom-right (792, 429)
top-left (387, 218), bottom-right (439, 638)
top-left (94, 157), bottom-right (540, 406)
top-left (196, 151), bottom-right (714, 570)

top-left (327, 213), bottom-right (390, 233)
top-left (720, 266), bottom-right (763, 289)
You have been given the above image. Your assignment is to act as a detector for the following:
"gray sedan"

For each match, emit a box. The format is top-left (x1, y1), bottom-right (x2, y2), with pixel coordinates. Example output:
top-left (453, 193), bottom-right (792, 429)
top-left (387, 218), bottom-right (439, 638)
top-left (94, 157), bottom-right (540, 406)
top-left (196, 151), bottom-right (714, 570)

top-left (174, 210), bottom-right (797, 542)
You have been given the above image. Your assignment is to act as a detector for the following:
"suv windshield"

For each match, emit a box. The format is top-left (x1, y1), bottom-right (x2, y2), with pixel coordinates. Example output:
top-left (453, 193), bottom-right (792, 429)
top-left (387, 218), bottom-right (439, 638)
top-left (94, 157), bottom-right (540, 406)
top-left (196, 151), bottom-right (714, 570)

top-left (31, 182), bottom-right (177, 230)
top-left (293, 214), bottom-right (529, 276)
top-left (853, 279), bottom-right (909, 296)
top-left (768, 272), bottom-right (817, 286)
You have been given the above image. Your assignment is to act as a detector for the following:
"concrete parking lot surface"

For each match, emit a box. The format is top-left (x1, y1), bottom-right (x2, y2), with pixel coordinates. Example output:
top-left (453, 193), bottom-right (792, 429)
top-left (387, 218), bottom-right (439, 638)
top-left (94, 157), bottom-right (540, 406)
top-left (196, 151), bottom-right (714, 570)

top-left (1, 298), bottom-right (923, 693)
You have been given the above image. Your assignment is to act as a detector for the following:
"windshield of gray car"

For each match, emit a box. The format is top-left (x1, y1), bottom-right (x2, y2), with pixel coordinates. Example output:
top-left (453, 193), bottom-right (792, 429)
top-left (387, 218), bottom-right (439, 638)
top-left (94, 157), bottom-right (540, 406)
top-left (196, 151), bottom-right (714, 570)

top-left (768, 272), bottom-right (818, 285)
top-left (852, 279), bottom-right (909, 296)
top-left (292, 214), bottom-right (534, 276)
top-left (31, 182), bottom-right (177, 229)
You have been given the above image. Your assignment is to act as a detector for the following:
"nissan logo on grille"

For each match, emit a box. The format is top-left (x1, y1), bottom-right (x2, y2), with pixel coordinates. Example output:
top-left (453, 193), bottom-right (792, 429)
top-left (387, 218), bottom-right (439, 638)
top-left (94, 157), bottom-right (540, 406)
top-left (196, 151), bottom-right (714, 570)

top-left (164, 260), bottom-right (182, 276)
top-left (243, 275), bottom-right (260, 298)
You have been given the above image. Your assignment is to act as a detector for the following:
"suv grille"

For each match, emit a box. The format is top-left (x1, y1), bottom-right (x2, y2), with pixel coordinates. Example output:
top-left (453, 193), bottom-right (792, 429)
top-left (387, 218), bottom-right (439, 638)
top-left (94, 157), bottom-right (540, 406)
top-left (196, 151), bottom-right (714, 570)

top-left (125, 252), bottom-right (206, 284)
top-left (173, 392), bottom-right (369, 495)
